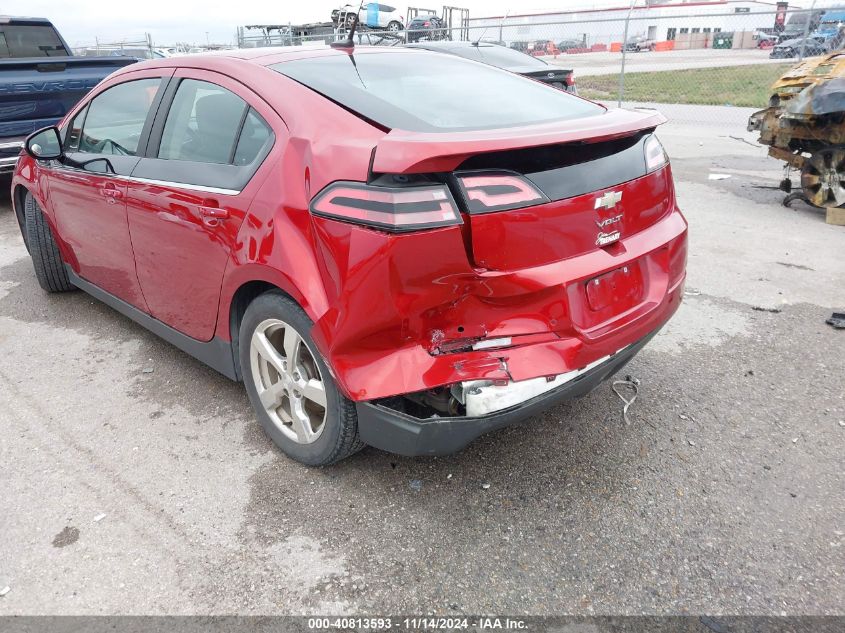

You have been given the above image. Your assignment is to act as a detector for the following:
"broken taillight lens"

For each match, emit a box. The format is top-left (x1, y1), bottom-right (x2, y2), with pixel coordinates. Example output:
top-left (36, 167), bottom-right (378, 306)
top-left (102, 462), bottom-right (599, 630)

top-left (456, 172), bottom-right (550, 214)
top-left (310, 182), bottom-right (462, 232)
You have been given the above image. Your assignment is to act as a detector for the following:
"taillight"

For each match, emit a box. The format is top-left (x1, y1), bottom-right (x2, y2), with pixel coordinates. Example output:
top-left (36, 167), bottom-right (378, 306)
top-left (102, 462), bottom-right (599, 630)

top-left (423, 21), bottom-right (431, 26)
top-left (644, 134), bottom-right (668, 172)
top-left (310, 181), bottom-right (462, 232)
top-left (455, 171), bottom-right (550, 214)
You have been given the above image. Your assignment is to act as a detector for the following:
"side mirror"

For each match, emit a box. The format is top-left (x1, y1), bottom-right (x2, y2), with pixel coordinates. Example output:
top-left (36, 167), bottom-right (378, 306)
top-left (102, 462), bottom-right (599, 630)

top-left (25, 126), bottom-right (63, 161)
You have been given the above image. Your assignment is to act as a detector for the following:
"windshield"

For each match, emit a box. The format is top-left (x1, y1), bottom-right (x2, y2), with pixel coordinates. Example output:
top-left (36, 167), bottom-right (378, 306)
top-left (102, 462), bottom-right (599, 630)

top-left (272, 51), bottom-right (603, 132)
top-left (0, 24), bottom-right (69, 58)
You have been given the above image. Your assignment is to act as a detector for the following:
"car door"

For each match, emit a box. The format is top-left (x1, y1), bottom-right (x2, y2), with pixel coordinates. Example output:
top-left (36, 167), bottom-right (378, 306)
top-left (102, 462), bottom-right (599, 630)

top-left (47, 71), bottom-right (171, 308)
top-left (125, 70), bottom-right (276, 341)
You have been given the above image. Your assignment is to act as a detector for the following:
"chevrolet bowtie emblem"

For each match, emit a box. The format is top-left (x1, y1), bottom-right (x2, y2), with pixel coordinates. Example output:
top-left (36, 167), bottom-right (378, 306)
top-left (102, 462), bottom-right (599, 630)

top-left (594, 191), bottom-right (623, 210)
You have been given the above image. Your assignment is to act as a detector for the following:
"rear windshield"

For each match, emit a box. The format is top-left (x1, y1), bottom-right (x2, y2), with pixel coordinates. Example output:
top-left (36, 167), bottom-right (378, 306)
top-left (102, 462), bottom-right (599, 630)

top-left (0, 25), bottom-right (69, 58)
top-left (271, 51), bottom-right (603, 132)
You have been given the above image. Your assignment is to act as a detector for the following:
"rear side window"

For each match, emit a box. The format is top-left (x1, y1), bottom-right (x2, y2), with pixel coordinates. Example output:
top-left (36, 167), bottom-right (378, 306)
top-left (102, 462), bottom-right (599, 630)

top-left (233, 109), bottom-right (272, 166)
top-left (78, 78), bottom-right (162, 155)
top-left (272, 52), bottom-right (603, 132)
top-left (130, 80), bottom-right (275, 192)
top-left (158, 80), bottom-right (248, 164)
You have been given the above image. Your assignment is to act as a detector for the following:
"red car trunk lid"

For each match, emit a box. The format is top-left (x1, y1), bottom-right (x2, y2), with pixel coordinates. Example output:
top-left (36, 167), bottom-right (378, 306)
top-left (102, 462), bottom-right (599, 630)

top-left (467, 167), bottom-right (674, 270)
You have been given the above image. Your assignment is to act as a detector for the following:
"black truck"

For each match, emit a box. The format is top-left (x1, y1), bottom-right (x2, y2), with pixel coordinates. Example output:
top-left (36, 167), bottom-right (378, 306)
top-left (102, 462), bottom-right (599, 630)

top-left (0, 17), bottom-right (138, 173)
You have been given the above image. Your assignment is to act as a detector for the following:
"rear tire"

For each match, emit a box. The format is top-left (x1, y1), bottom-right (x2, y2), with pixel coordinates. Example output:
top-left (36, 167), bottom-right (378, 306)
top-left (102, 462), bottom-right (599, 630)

top-left (801, 147), bottom-right (845, 208)
top-left (24, 192), bottom-right (74, 293)
top-left (239, 290), bottom-right (364, 466)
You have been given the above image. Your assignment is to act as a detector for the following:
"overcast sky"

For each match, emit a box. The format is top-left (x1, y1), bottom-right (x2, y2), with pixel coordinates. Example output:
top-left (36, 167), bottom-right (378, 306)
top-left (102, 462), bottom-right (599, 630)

top-left (4, 0), bottom-right (814, 47)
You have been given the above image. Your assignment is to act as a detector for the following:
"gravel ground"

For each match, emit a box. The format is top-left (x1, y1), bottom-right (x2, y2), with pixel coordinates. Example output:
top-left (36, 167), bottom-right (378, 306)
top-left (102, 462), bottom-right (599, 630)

top-left (0, 111), bottom-right (842, 616)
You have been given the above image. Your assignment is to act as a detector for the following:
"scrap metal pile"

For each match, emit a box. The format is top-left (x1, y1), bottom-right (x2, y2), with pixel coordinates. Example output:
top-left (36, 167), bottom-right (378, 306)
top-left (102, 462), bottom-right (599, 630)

top-left (748, 52), bottom-right (845, 208)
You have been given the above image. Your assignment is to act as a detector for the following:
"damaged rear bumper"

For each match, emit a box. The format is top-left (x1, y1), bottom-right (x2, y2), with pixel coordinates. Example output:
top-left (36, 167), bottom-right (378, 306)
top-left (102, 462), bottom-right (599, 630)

top-left (355, 327), bottom-right (658, 457)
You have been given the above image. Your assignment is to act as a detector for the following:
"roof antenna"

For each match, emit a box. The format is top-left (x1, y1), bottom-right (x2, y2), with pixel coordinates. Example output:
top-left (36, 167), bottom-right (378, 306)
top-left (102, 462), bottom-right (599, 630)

top-left (474, 9), bottom-right (507, 46)
top-left (331, 1), bottom-right (364, 49)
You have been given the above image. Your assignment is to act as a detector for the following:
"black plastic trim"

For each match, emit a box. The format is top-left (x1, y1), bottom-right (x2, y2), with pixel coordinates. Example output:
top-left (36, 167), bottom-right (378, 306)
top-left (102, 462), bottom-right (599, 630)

top-left (129, 158), bottom-right (257, 192)
top-left (355, 328), bottom-right (659, 457)
top-left (137, 76), bottom-right (176, 158)
top-left (144, 76), bottom-right (182, 158)
top-left (524, 134), bottom-right (649, 202)
top-left (65, 265), bottom-right (239, 381)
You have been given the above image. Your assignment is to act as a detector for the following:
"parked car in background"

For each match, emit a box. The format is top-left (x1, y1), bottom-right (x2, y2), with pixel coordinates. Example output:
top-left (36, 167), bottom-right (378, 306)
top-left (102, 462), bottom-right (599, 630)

top-left (754, 31), bottom-right (778, 48)
top-left (509, 40), bottom-right (530, 53)
top-left (770, 34), bottom-right (829, 58)
top-left (777, 9), bottom-right (823, 44)
top-left (332, 3), bottom-right (404, 32)
top-left (625, 34), bottom-right (656, 52)
top-left (529, 40), bottom-right (558, 56)
top-left (406, 14), bottom-right (447, 42)
top-left (0, 16), bottom-right (137, 174)
top-left (807, 11), bottom-right (845, 54)
top-left (557, 38), bottom-right (585, 52)
top-left (13, 46), bottom-right (686, 465)
top-left (406, 41), bottom-right (577, 92)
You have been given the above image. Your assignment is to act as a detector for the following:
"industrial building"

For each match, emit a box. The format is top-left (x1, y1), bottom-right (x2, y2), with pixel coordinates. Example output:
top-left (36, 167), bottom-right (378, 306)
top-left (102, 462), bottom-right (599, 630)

top-left (467, 0), bottom-right (789, 48)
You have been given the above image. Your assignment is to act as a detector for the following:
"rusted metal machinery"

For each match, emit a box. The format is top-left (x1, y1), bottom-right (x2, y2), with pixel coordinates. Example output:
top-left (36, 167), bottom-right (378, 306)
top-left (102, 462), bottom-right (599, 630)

top-left (748, 52), bottom-right (845, 208)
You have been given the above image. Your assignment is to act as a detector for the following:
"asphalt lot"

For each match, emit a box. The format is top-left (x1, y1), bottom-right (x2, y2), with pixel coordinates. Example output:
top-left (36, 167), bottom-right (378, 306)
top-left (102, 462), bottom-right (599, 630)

top-left (0, 109), bottom-right (843, 616)
top-left (545, 47), bottom-right (788, 76)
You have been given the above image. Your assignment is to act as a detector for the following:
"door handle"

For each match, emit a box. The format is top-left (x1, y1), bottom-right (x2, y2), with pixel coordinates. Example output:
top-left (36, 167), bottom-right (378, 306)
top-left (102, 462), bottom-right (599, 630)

top-left (99, 186), bottom-right (122, 203)
top-left (199, 206), bottom-right (229, 227)
top-left (199, 206), bottom-right (229, 219)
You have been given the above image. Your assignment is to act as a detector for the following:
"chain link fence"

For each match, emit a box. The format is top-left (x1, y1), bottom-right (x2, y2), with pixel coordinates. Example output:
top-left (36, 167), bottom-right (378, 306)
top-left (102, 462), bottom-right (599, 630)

top-left (71, 33), bottom-right (158, 59)
top-left (236, 4), bottom-right (845, 126)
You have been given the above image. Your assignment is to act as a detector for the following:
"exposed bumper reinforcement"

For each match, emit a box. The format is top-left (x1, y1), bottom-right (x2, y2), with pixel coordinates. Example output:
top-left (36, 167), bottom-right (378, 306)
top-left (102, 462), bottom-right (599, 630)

top-left (0, 155), bottom-right (20, 173)
top-left (0, 139), bottom-right (24, 173)
top-left (355, 327), bottom-right (659, 457)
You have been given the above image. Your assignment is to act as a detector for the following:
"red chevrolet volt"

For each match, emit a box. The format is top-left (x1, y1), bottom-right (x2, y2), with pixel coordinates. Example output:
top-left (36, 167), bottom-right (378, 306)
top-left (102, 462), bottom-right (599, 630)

top-left (12, 46), bottom-right (687, 465)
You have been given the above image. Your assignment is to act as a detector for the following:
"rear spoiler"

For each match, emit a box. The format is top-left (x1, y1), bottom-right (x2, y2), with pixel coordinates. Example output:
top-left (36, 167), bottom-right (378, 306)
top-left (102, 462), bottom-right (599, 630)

top-left (371, 107), bottom-right (667, 174)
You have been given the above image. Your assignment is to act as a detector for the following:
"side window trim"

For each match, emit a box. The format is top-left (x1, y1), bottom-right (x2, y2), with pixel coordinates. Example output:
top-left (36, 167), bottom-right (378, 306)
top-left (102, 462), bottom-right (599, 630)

top-left (228, 105), bottom-right (251, 165)
top-left (63, 103), bottom-right (89, 151)
top-left (143, 76), bottom-right (183, 158)
top-left (136, 75), bottom-right (176, 158)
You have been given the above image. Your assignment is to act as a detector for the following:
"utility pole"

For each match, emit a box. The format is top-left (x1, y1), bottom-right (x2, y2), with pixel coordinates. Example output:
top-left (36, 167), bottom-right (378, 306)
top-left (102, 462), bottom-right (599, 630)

top-left (618, 0), bottom-right (638, 108)
top-left (798, 0), bottom-right (817, 62)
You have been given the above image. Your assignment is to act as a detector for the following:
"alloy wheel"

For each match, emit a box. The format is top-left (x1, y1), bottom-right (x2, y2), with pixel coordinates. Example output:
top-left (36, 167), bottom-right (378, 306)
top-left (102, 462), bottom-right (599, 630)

top-left (801, 148), bottom-right (845, 208)
top-left (249, 319), bottom-right (327, 444)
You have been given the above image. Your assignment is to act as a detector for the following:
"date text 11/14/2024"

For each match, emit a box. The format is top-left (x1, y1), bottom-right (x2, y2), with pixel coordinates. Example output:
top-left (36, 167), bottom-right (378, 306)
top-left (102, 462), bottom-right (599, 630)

top-left (307, 617), bottom-right (529, 630)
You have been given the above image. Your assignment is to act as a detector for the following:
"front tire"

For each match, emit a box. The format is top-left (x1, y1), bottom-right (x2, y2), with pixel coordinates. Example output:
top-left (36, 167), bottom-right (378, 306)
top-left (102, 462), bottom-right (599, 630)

top-left (387, 20), bottom-right (402, 32)
top-left (239, 291), bottom-right (364, 466)
top-left (24, 192), bottom-right (74, 293)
